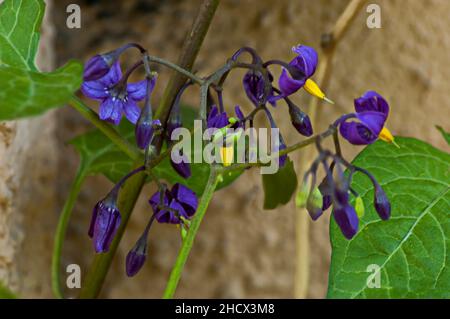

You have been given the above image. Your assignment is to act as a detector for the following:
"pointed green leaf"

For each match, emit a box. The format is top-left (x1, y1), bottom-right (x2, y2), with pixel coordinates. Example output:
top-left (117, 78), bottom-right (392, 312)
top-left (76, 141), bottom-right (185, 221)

top-left (0, 62), bottom-right (82, 120)
top-left (262, 159), bottom-right (298, 209)
top-left (328, 137), bottom-right (450, 298)
top-left (0, 0), bottom-right (82, 120)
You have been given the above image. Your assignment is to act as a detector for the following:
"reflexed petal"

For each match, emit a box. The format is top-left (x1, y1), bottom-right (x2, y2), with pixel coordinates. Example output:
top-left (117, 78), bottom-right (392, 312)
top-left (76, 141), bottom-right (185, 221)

top-left (354, 91), bottom-right (389, 116)
top-left (356, 111), bottom-right (386, 137)
top-left (292, 45), bottom-right (318, 77)
top-left (169, 199), bottom-right (187, 221)
top-left (171, 183), bottom-right (198, 217)
top-left (81, 80), bottom-right (109, 100)
top-left (123, 99), bottom-right (141, 124)
top-left (339, 121), bottom-right (377, 145)
top-left (333, 205), bottom-right (359, 240)
top-left (149, 189), bottom-right (170, 213)
top-left (278, 69), bottom-right (304, 96)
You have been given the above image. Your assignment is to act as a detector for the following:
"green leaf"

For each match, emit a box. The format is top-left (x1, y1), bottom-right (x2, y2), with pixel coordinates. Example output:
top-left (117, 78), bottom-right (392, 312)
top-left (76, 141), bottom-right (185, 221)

top-left (0, 0), bottom-right (44, 69)
top-left (0, 62), bottom-right (83, 120)
top-left (0, 0), bottom-right (82, 120)
top-left (262, 159), bottom-right (298, 209)
top-left (70, 121), bottom-right (135, 183)
top-left (328, 137), bottom-right (450, 298)
top-left (436, 125), bottom-right (450, 145)
top-left (0, 281), bottom-right (17, 299)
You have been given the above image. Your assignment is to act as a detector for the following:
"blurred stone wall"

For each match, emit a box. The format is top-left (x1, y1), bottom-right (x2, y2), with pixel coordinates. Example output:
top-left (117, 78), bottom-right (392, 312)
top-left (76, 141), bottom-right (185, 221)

top-left (0, 0), bottom-right (57, 297)
top-left (1, 0), bottom-right (448, 298)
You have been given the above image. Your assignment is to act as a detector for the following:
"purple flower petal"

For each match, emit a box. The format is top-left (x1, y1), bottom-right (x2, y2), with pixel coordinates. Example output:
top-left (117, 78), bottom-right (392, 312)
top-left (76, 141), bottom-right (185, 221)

top-left (83, 54), bottom-right (111, 81)
top-left (123, 99), bottom-right (141, 124)
top-left (127, 78), bottom-right (154, 101)
top-left (356, 111), bottom-right (386, 137)
top-left (354, 91), bottom-right (389, 116)
top-left (92, 202), bottom-right (121, 253)
top-left (81, 80), bottom-right (109, 100)
top-left (97, 61), bottom-right (122, 87)
top-left (171, 183), bottom-right (198, 217)
top-left (291, 45), bottom-right (318, 78)
top-left (278, 69), bottom-right (304, 96)
top-left (339, 121), bottom-right (377, 145)
top-left (99, 98), bottom-right (123, 125)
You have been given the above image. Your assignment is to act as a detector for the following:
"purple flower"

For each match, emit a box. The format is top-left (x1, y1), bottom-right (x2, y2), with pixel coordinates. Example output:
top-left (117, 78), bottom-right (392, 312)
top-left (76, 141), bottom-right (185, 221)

top-left (278, 45), bottom-right (318, 96)
top-left (81, 61), bottom-right (151, 125)
top-left (243, 71), bottom-right (275, 107)
top-left (288, 104), bottom-right (313, 137)
top-left (88, 192), bottom-right (121, 253)
top-left (339, 91), bottom-right (390, 145)
top-left (149, 184), bottom-right (198, 224)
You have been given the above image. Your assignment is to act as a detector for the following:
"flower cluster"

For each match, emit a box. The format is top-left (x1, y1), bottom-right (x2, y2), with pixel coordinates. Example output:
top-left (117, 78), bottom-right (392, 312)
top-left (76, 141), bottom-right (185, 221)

top-left (81, 41), bottom-right (395, 276)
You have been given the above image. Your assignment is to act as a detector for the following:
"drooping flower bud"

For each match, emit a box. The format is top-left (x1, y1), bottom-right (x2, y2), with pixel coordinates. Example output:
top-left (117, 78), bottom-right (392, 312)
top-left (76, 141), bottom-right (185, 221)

top-left (125, 233), bottom-right (148, 277)
top-left (83, 43), bottom-right (145, 81)
top-left (333, 204), bottom-right (359, 240)
top-left (288, 104), bottom-right (313, 137)
top-left (135, 77), bottom-right (158, 149)
top-left (88, 190), bottom-right (121, 253)
top-left (125, 215), bottom-right (155, 277)
top-left (373, 183), bottom-right (391, 220)
top-left (83, 54), bottom-right (114, 81)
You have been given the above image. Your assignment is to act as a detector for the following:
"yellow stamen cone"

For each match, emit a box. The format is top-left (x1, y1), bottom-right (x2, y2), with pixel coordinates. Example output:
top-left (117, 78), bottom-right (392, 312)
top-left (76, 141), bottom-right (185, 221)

top-left (379, 127), bottom-right (400, 148)
top-left (304, 79), bottom-right (334, 104)
top-left (220, 146), bottom-right (234, 167)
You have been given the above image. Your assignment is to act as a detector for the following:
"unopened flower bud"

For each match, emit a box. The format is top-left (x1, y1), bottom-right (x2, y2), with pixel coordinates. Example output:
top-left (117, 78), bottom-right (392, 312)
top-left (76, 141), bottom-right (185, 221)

top-left (374, 183), bottom-right (391, 220)
top-left (289, 104), bottom-right (313, 137)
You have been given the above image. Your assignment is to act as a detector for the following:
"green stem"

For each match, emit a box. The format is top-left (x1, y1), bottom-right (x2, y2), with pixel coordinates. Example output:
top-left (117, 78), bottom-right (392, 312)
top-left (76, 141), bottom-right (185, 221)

top-left (69, 95), bottom-right (141, 161)
top-left (51, 165), bottom-right (86, 299)
top-left (146, 55), bottom-right (204, 85)
top-left (163, 167), bottom-right (220, 298)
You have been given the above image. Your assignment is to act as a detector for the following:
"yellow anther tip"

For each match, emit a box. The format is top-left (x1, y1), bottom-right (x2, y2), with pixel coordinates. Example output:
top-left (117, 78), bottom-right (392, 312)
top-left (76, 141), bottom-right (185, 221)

top-left (323, 96), bottom-right (335, 105)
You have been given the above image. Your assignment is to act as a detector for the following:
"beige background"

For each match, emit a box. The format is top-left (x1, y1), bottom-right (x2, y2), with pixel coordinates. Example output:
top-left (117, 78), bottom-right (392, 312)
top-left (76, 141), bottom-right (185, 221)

top-left (0, 0), bottom-right (449, 298)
